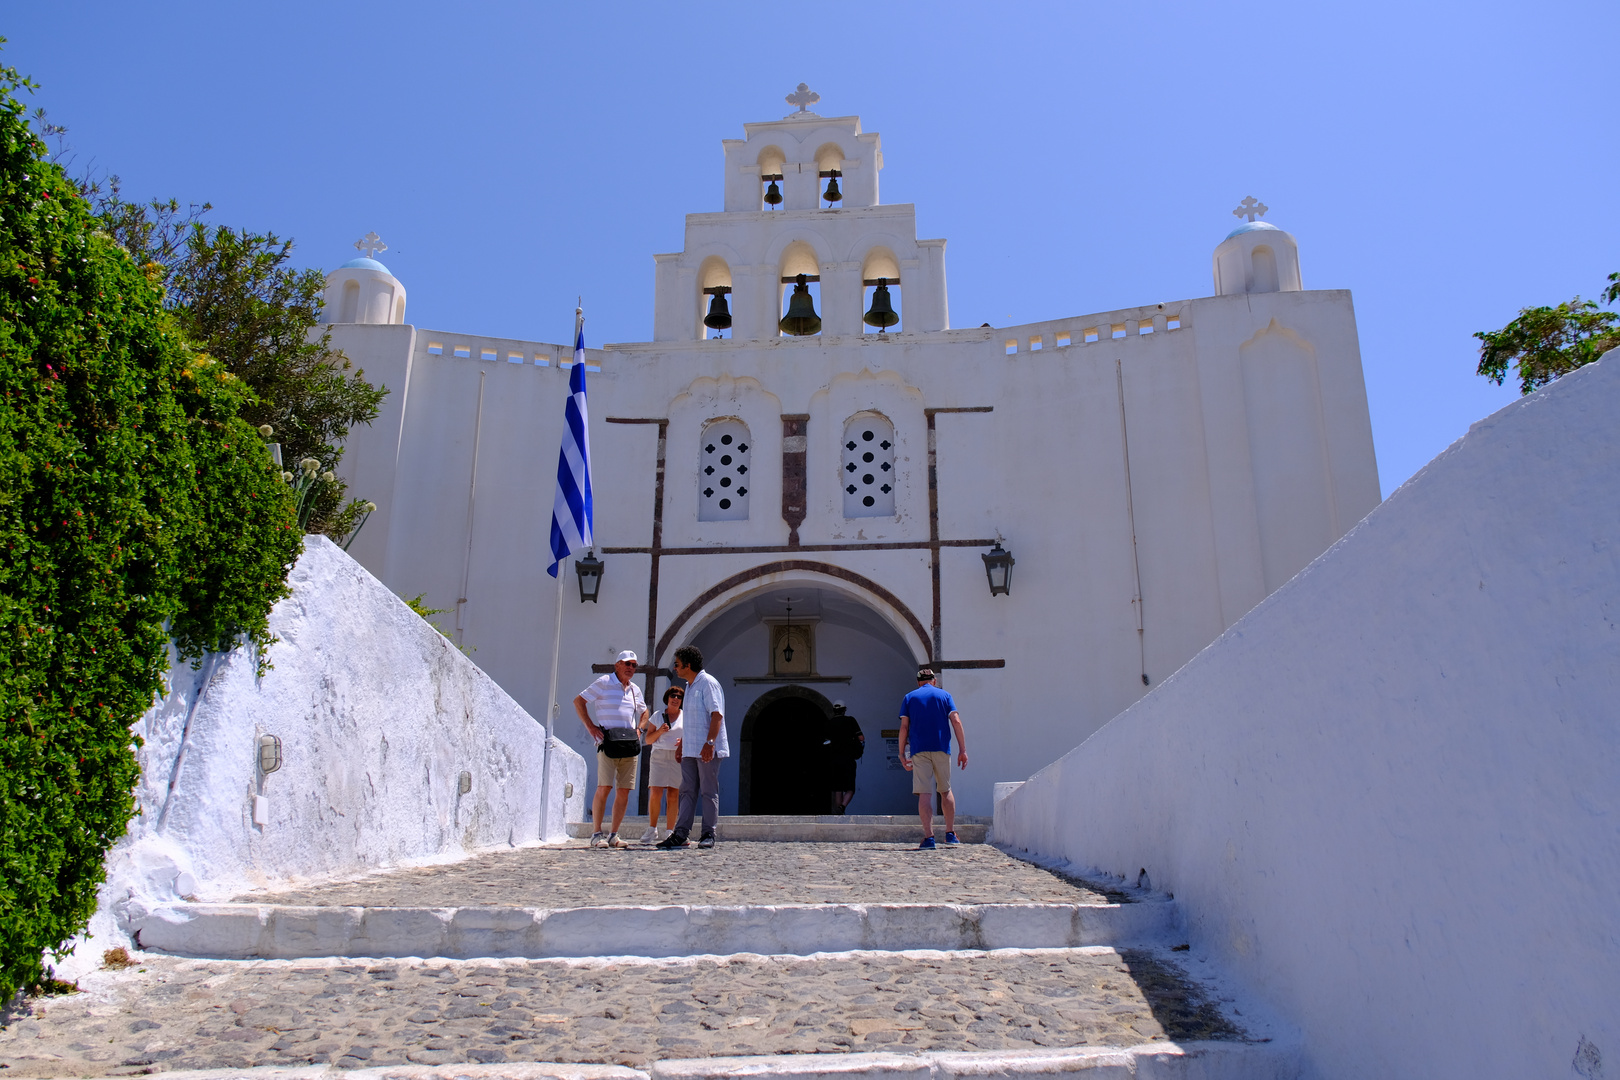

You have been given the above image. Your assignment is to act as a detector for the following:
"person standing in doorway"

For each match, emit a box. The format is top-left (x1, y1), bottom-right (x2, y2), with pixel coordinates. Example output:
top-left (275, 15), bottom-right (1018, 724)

top-left (898, 667), bottom-right (968, 849)
top-left (573, 650), bottom-right (648, 849)
top-left (658, 645), bottom-right (726, 850)
top-left (826, 700), bottom-right (865, 814)
top-left (638, 686), bottom-right (684, 844)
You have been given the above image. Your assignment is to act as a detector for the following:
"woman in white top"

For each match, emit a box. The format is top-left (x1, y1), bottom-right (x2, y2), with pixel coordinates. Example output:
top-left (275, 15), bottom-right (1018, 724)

top-left (638, 686), bottom-right (684, 843)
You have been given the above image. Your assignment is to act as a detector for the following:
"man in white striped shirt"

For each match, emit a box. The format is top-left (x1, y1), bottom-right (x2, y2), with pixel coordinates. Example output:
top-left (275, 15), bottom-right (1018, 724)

top-left (573, 650), bottom-right (648, 848)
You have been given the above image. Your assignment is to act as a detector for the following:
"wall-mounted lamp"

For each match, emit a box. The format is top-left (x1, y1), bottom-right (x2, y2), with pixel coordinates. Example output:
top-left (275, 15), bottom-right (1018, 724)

top-left (257, 734), bottom-right (283, 774)
top-left (575, 550), bottom-right (604, 603)
top-left (982, 542), bottom-right (1015, 597)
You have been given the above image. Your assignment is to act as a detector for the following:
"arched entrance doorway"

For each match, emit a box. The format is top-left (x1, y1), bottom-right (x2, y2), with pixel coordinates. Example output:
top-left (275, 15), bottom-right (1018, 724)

top-left (738, 685), bottom-right (835, 815)
top-left (669, 573), bottom-right (927, 818)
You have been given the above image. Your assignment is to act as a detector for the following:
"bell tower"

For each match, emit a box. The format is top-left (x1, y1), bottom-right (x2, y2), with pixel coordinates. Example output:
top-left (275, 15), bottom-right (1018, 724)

top-left (653, 86), bottom-right (949, 342)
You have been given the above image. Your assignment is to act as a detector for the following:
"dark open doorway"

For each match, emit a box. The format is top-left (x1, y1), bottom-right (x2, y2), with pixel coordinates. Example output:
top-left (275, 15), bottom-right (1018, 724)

top-left (739, 687), bottom-right (833, 814)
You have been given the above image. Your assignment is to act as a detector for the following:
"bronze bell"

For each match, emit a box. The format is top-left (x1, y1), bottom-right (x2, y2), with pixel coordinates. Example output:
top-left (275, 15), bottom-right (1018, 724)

top-left (703, 290), bottom-right (732, 331)
top-left (863, 279), bottom-right (899, 331)
top-left (763, 178), bottom-right (783, 207)
top-left (779, 275), bottom-right (822, 336)
top-left (823, 174), bottom-right (842, 204)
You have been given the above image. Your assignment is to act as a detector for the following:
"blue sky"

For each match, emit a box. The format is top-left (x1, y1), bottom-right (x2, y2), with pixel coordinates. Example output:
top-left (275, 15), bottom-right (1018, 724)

top-left (7, 1), bottom-right (1616, 495)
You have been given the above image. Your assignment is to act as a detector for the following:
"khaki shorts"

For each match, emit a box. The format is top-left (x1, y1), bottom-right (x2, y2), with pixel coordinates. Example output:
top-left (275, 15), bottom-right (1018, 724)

top-left (910, 751), bottom-right (952, 794)
top-left (596, 749), bottom-right (637, 789)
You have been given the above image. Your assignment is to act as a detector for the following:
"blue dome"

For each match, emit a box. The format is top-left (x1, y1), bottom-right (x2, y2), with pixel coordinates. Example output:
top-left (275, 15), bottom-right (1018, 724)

top-left (338, 257), bottom-right (393, 274)
top-left (1225, 220), bottom-right (1283, 241)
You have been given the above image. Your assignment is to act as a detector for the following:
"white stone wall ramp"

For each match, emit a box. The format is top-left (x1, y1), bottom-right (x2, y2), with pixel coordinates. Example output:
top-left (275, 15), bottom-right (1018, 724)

top-left (129, 899), bottom-right (1182, 961)
top-left (995, 351), bottom-right (1620, 1077)
top-left (55, 535), bottom-right (586, 980)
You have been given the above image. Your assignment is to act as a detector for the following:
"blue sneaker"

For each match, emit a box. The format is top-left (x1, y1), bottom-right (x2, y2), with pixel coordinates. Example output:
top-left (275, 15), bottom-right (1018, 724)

top-left (918, 836), bottom-right (937, 850)
top-left (944, 831), bottom-right (960, 845)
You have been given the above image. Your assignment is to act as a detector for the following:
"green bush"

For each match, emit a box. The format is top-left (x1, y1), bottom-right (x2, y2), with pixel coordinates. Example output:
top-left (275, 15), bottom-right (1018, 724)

top-left (0, 56), bottom-right (300, 998)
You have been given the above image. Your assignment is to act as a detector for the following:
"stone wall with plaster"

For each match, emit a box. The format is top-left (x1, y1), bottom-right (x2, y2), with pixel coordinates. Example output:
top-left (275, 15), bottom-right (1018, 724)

top-left (54, 536), bottom-right (585, 979)
top-left (995, 353), bottom-right (1620, 1078)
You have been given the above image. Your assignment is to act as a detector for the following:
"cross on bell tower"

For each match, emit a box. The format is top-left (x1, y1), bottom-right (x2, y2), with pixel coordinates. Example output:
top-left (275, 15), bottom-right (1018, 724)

top-left (1232, 196), bottom-right (1269, 223)
top-left (354, 231), bottom-right (388, 259)
top-left (785, 83), bottom-right (820, 114)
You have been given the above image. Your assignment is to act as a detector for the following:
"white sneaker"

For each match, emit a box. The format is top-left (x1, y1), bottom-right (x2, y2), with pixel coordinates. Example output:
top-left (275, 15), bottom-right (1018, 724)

top-left (640, 827), bottom-right (659, 844)
top-left (589, 831), bottom-right (605, 848)
top-left (606, 833), bottom-right (629, 849)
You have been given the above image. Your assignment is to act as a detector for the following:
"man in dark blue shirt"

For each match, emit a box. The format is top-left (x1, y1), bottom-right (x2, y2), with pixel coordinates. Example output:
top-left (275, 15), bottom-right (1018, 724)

top-left (898, 667), bottom-right (969, 849)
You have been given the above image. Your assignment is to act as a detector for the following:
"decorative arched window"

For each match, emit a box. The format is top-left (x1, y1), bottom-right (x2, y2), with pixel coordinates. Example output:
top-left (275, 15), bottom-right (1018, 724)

top-left (842, 414), bottom-right (895, 518)
top-left (699, 419), bottom-right (751, 521)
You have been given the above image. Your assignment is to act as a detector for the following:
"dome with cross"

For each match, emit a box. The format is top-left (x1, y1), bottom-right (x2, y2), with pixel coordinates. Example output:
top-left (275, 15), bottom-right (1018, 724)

top-left (1213, 197), bottom-right (1300, 296)
top-left (322, 232), bottom-right (407, 325)
top-left (339, 256), bottom-right (393, 273)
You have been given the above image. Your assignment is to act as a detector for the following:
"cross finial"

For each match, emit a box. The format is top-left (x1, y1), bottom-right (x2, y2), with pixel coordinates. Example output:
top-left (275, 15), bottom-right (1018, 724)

top-left (1232, 196), bottom-right (1269, 223)
top-left (354, 231), bottom-right (387, 259)
top-left (786, 83), bottom-right (820, 113)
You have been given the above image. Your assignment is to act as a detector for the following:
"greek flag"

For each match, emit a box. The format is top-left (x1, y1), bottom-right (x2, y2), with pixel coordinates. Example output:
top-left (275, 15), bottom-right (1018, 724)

top-left (547, 326), bottom-right (593, 577)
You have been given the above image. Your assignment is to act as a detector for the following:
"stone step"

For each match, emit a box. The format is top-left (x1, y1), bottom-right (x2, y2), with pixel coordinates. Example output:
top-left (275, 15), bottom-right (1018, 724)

top-left (36, 1041), bottom-right (1301, 1079)
top-left (565, 816), bottom-right (992, 843)
top-left (130, 898), bottom-right (1181, 961)
top-left (131, 843), bottom-right (1163, 963)
top-left (1, 949), bottom-right (1296, 1079)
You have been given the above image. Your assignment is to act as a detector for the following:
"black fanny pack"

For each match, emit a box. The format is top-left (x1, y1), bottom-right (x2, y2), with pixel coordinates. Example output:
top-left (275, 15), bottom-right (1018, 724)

top-left (600, 726), bottom-right (641, 759)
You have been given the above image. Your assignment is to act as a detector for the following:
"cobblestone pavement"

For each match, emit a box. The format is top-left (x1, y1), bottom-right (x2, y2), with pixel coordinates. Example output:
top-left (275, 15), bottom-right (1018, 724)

top-left (238, 844), bottom-right (1115, 909)
top-left (0, 948), bottom-right (1239, 1077)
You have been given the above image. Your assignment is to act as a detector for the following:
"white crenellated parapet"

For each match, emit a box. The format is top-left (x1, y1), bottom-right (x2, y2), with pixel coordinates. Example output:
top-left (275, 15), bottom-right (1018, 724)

top-left (323, 234), bottom-right (408, 324)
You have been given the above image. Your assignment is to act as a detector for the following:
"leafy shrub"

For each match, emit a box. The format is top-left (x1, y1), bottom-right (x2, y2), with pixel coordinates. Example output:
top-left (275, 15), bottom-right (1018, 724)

top-left (0, 55), bottom-right (300, 998)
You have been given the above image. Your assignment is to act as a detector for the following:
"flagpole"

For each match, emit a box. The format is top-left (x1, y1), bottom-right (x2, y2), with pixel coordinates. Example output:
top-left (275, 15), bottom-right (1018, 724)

top-left (539, 302), bottom-right (587, 842)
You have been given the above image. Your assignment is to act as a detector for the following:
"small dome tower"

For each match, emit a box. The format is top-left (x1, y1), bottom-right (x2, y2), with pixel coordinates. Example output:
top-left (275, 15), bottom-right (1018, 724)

top-left (323, 232), bottom-right (407, 324)
top-left (1213, 197), bottom-right (1301, 296)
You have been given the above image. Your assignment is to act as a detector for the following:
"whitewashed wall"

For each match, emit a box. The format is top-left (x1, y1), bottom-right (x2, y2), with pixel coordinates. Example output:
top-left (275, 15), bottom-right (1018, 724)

top-left (54, 536), bottom-right (584, 979)
top-left (996, 353), bottom-right (1620, 1078)
top-left (331, 279), bottom-right (1378, 817)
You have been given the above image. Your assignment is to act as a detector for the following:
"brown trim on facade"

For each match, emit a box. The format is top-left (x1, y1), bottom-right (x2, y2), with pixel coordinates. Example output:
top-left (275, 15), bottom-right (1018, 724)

top-left (606, 416), bottom-right (671, 813)
top-left (920, 406), bottom-right (994, 661)
top-left (655, 559), bottom-right (932, 663)
top-left (933, 659), bottom-right (1006, 669)
top-left (600, 538), bottom-right (998, 557)
top-left (781, 414), bottom-right (809, 547)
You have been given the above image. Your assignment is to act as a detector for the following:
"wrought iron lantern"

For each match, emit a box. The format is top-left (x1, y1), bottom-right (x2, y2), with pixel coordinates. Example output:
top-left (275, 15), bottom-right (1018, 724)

top-left (575, 550), bottom-right (605, 603)
top-left (981, 542), bottom-right (1015, 597)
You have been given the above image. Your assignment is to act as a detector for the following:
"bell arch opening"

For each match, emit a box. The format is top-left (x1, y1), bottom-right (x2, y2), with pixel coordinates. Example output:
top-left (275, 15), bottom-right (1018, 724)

top-left (757, 145), bottom-right (786, 210)
top-left (861, 247), bottom-right (902, 334)
top-left (779, 241), bottom-right (822, 337)
top-left (698, 256), bottom-right (734, 340)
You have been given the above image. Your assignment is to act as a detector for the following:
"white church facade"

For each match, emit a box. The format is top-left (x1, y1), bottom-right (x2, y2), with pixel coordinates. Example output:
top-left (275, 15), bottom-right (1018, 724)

top-left (326, 90), bottom-right (1381, 817)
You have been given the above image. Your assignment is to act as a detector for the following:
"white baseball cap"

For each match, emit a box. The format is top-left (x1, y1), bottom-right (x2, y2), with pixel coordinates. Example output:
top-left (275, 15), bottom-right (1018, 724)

top-left (616, 650), bottom-right (639, 664)
top-left (833, 700), bottom-right (846, 710)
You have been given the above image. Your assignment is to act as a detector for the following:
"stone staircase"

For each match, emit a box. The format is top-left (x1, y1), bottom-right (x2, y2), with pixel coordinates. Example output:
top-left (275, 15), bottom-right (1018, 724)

top-left (11, 837), bottom-right (1299, 1079)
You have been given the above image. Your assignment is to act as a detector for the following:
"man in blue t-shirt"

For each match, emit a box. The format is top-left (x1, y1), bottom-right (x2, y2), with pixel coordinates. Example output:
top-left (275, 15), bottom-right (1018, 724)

top-left (898, 666), bottom-right (969, 849)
